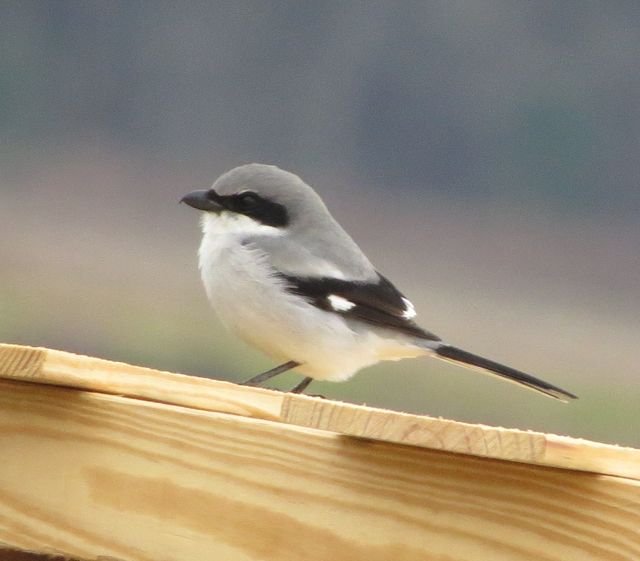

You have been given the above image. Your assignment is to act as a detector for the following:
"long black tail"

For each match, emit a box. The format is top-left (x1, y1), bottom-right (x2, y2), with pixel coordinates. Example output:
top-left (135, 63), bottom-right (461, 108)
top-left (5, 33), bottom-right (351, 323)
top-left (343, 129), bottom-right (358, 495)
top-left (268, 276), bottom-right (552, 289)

top-left (435, 345), bottom-right (577, 402)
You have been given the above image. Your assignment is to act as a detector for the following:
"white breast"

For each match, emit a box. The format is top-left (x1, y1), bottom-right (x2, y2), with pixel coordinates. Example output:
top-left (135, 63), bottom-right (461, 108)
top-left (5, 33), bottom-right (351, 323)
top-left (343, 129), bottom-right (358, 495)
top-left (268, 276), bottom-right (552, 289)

top-left (197, 212), bottom-right (425, 381)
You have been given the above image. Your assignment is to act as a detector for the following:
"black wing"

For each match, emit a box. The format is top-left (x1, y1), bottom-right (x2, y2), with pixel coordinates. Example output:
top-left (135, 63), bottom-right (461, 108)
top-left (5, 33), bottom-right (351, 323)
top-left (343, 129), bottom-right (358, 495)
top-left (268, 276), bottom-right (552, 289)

top-left (279, 272), bottom-right (441, 341)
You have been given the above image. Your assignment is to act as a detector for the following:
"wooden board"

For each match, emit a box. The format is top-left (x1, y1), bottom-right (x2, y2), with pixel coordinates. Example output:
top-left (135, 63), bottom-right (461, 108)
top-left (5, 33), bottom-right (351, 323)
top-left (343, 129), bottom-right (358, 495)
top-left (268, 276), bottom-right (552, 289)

top-left (1, 343), bottom-right (638, 481)
top-left (281, 396), bottom-right (640, 481)
top-left (0, 343), bottom-right (283, 420)
top-left (1, 379), bottom-right (639, 561)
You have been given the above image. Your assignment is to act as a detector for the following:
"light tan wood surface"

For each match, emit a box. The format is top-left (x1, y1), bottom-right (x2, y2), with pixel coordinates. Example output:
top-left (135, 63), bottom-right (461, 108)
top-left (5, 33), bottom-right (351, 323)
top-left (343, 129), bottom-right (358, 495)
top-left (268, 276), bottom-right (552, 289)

top-left (1, 343), bottom-right (639, 481)
top-left (0, 343), bottom-right (283, 421)
top-left (281, 395), bottom-right (640, 481)
top-left (1, 379), bottom-right (639, 561)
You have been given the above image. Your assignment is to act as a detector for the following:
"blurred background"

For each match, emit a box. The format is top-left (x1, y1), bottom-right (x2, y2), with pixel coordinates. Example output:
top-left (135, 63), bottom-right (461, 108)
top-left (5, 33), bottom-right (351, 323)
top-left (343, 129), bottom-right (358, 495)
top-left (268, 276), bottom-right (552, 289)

top-left (1, 2), bottom-right (638, 446)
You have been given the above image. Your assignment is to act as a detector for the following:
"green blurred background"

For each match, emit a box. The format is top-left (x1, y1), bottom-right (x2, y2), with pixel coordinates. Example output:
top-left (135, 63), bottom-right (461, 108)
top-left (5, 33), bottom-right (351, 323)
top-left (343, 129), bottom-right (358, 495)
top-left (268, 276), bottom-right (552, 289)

top-left (1, 2), bottom-right (638, 446)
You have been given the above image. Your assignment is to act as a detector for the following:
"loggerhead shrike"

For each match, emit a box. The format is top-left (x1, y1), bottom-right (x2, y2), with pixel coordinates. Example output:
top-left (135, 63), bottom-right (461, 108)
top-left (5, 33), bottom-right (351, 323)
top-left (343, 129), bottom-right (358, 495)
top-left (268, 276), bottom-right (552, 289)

top-left (181, 163), bottom-right (576, 401)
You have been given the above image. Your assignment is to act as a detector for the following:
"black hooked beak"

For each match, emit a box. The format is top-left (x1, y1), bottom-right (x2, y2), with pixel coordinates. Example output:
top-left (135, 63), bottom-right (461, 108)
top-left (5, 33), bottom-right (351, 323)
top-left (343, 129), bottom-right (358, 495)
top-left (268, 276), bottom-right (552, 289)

top-left (180, 189), bottom-right (224, 212)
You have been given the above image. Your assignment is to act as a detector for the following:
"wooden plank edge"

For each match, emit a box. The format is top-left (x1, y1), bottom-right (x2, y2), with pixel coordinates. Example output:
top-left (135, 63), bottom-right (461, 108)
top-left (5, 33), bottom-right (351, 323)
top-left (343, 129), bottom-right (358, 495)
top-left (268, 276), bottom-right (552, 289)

top-left (1, 343), bottom-right (639, 481)
top-left (281, 393), bottom-right (640, 481)
top-left (0, 343), bottom-right (284, 421)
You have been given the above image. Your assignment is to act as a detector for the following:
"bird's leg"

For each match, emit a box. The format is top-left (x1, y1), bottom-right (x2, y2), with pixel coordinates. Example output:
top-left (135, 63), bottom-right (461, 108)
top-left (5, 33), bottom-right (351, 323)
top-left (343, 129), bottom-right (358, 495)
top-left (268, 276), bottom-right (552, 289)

top-left (290, 377), bottom-right (313, 394)
top-left (241, 360), bottom-right (300, 387)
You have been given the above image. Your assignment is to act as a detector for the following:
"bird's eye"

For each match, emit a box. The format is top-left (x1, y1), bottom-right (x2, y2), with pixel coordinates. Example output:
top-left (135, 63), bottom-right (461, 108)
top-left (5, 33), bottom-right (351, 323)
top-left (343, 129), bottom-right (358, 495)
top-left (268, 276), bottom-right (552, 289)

top-left (236, 192), bottom-right (260, 210)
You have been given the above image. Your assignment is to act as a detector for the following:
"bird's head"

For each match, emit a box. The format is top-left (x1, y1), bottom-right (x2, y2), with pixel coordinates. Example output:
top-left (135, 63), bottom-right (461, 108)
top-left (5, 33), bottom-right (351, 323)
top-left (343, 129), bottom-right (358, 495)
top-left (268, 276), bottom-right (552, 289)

top-left (181, 163), bottom-right (328, 235)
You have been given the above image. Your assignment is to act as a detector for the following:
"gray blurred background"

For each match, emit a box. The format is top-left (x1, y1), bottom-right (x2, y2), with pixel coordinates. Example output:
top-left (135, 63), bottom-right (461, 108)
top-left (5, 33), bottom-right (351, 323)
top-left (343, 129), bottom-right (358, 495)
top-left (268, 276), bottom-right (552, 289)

top-left (1, 1), bottom-right (638, 446)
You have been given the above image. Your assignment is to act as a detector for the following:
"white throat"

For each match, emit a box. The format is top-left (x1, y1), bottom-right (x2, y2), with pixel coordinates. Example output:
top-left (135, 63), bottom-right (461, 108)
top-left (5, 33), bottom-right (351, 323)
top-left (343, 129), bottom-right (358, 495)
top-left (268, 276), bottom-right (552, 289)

top-left (200, 211), bottom-right (283, 237)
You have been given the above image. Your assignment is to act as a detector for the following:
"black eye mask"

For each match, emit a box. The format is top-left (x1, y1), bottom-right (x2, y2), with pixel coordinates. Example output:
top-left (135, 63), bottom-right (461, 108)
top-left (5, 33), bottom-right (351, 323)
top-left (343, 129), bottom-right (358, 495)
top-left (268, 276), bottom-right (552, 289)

top-left (214, 190), bottom-right (289, 228)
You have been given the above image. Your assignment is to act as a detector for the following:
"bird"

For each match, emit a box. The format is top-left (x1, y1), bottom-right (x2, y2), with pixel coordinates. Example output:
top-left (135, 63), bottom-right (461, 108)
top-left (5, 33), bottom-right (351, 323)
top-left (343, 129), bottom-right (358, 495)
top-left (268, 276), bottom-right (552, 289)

top-left (181, 163), bottom-right (576, 401)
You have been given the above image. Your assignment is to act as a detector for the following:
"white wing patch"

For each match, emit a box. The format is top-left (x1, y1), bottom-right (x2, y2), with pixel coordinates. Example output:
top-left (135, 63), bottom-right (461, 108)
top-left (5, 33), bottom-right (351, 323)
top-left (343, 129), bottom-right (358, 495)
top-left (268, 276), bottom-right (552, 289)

top-left (328, 294), bottom-right (356, 312)
top-left (401, 297), bottom-right (416, 319)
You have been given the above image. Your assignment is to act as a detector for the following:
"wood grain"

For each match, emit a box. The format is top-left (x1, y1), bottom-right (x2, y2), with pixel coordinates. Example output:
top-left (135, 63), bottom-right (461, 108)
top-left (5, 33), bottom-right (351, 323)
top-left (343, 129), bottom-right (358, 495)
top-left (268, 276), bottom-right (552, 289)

top-left (0, 343), bottom-right (283, 420)
top-left (1, 343), bottom-right (639, 481)
top-left (281, 395), bottom-right (640, 481)
top-left (1, 379), bottom-right (639, 561)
